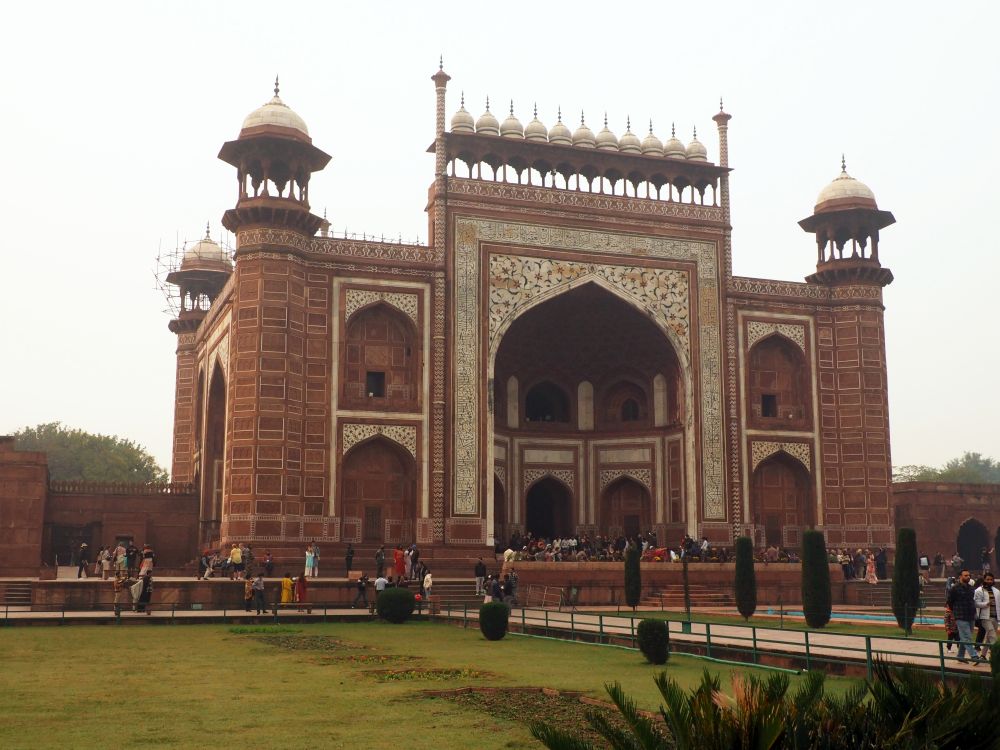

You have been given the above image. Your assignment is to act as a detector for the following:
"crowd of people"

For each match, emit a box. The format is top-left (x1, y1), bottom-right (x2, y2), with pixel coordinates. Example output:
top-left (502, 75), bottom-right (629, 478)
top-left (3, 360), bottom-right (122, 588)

top-left (830, 548), bottom-right (886, 583)
top-left (944, 569), bottom-right (1000, 664)
top-left (75, 541), bottom-right (156, 579)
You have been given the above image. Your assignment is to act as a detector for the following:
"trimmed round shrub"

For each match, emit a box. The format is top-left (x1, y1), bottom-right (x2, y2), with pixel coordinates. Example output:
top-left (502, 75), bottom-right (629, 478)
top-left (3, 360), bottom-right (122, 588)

top-left (376, 587), bottom-right (415, 623)
top-left (636, 618), bottom-right (670, 664)
top-left (479, 602), bottom-right (509, 641)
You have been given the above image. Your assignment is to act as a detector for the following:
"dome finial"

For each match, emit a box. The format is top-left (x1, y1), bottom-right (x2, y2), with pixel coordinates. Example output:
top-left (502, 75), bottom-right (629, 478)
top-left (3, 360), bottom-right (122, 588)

top-left (460, 91), bottom-right (465, 107)
top-left (509, 99), bottom-right (515, 116)
top-left (671, 122), bottom-right (676, 138)
top-left (626, 115), bottom-right (631, 131)
top-left (557, 106), bottom-right (563, 122)
top-left (649, 118), bottom-right (654, 134)
top-left (439, 54), bottom-right (443, 71)
top-left (693, 125), bottom-right (697, 139)
top-left (533, 102), bottom-right (538, 118)
top-left (604, 111), bottom-right (608, 127)
top-left (485, 95), bottom-right (491, 111)
top-left (580, 110), bottom-right (585, 125)
top-left (719, 96), bottom-right (724, 112)
top-left (841, 153), bottom-right (847, 173)
top-left (205, 221), bottom-right (211, 240)
top-left (274, 75), bottom-right (279, 97)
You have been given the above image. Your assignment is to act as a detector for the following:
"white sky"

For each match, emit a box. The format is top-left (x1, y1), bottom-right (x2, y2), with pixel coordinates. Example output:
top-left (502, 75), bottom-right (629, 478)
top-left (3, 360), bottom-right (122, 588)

top-left (1, 1), bottom-right (997, 473)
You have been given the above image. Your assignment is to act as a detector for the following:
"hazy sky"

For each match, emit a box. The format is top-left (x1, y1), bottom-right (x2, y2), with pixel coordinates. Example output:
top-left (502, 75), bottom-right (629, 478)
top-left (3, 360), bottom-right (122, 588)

top-left (1, 1), bottom-right (997, 473)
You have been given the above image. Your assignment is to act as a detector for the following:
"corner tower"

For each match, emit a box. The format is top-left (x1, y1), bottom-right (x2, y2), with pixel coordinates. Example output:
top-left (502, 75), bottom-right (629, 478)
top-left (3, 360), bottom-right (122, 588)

top-left (215, 80), bottom-right (333, 546)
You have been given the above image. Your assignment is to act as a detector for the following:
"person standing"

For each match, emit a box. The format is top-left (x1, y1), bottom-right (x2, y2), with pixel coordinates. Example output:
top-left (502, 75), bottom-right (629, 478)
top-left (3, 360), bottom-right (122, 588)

top-left (947, 569), bottom-right (985, 663)
top-left (77, 543), bottom-right (90, 578)
top-left (198, 550), bottom-right (212, 580)
top-left (474, 557), bottom-right (487, 595)
top-left (375, 545), bottom-right (385, 578)
top-left (310, 542), bottom-right (320, 577)
top-left (352, 575), bottom-right (368, 608)
top-left (295, 574), bottom-right (309, 611)
top-left (228, 544), bottom-right (243, 581)
top-left (139, 545), bottom-right (156, 576)
top-left (393, 545), bottom-right (405, 584)
top-left (125, 542), bottom-right (139, 578)
top-left (974, 572), bottom-right (1000, 657)
top-left (345, 543), bottom-right (355, 576)
top-left (280, 573), bottom-right (294, 604)
top-left (865, 552), bottom-right (878, 584)
top-left (304, 546), bottom-right (314, 578)
top-left (374, 574), bottom-right (388, 598)
top-left (422, 569), bottom-right (433, 599)
top-left (112, 572), bottom-right (126, 611)
top-left (981, 547), bottom-right (995, 575)
top-left (252, 575), bottom-right (266, 615)
top-left (934, 552), bottom-right (945, 579)
top-left (411, 546), bottom-right (420, 580)
top-left (114, 542), bottom-right (127, 576)
top-left (264, 550), bottom-right (274, 578)
top-left (135, 571), bottom-right (153, 615)
top-left (244, 577), bottom-right (254, 612)
top-left (404, 547), bottom-right (412, 581)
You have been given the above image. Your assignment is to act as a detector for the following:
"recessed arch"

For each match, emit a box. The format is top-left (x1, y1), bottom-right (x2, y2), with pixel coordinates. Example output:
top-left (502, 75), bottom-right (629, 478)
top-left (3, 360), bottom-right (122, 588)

top-left (601, 476), bottom-right (652, 539)
top-left (747, 333), bottom-right (809, 429)
top-left (524, 379), bottom-right (571, 423)
top-left (750, 452), bottom-right (814, 549)
top-left (341, 436), bottom-right (416, 545)
top-left (342, 302), bottom-right (418, 410)
top-left (201, 363), bottom-right (227, 532)
top-left (957, 517), bottom-right (990, 571)
top-left (524, 476), bottom-right (574, 540)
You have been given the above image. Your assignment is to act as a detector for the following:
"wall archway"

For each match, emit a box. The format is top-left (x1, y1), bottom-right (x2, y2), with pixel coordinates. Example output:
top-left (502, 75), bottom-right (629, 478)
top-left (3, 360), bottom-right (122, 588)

top-left (957, 518), bottom-right (990, 571)
top-left (750, 452), bottom-right (813, 548)
top-left (747, 334), bottom-right (809, 430)
top-left (524, 477), bottom-right (573, 540)
top-left (494, 475), bottom-right (507, 547)
top-left (600, 477), bottom-right (651, 538)
top-left (342, 303), bottom-right (418, 411)
top-left (202, 364), bottom-right (227, 531)
top-left (341, 437), bottom-right (416, 544)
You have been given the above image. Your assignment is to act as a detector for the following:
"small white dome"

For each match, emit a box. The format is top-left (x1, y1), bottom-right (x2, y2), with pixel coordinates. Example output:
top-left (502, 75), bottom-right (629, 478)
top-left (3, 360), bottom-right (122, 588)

top-left (816, 159), bottom-right (877, 208)
top-left (641, 121), bottom-right (664, 156)
top-left (663, 124), bottom-right (686, 159)
top-left (451, 93), bottom-right (475, 133)
top-left (240, 78), bottom-right (309, 138)
top-left (572, 113), bottom-right (596, 148)
top-left (619, 118), bottom-right (641, 153)
top-left (595, 115), bottom-right (619, 151)
top-left (548, 108), bottom-right (572, 145)
top-left (475, 98), bottom-right (500, 136)
top-left (686, 127), bottom-right (708, 161)
top-left (524, 105), bottom-right (547, 141)
top-left (182, 228), bottom-right (231, 268)
top-left (499, 102), bottom-right (524, 138)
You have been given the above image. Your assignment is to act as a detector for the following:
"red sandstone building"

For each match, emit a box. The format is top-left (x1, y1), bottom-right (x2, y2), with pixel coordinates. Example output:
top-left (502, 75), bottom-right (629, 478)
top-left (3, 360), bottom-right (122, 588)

top-left (155, 65), bottom-right (903, 562)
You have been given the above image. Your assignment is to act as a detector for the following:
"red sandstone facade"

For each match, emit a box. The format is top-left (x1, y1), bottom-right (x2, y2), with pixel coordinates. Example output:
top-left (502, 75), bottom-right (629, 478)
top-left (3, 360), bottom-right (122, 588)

top-left (157, 67), bottom-right (901, 559)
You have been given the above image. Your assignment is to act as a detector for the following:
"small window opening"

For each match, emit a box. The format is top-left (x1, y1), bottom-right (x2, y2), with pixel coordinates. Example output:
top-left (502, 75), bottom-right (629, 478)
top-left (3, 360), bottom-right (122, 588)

top-left (366, 371), bottom-right (386, 398)
top-left (621, 398), bottom-right (640, 421)
top-left (761, 394), bottom-right (778, 418)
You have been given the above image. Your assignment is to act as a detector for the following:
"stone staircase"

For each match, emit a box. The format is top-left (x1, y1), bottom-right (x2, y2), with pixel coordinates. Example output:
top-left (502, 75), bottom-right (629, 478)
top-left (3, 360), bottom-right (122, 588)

top-left (0, 580), bottom-right (32, 607)
top-left (640, 584), bottom-right (733, 609)
top-left (428, 580), bottom-right (484, 610)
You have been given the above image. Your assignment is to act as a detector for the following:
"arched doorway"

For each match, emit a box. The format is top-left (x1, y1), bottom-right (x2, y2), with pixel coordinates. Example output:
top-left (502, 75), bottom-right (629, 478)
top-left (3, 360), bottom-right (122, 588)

top-left (957, 518), bottom-right (990, 570)
top-left (341, 438), bottom-right (416, 544)
top-left (600, 477), bottom-right (651, 538)
top-left (202, 365), bottom-right (226, 537)
top-left (747, 335), bottom-right (810, 430)
top-left (525, 477), bottom-right (573, 540)
top-left (750, 453), bottom-right (813, 548)
top-left (494, 475), bottom-right (507, 546)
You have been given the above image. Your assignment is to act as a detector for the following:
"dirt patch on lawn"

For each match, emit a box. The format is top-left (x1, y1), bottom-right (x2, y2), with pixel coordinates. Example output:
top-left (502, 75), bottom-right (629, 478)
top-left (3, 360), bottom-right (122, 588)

top-left (252, 634), bottom-right (352, 652)
top-left (424, 687), bottom-right (644, 746)
top-left (366, 668), bottom-right (490, 682)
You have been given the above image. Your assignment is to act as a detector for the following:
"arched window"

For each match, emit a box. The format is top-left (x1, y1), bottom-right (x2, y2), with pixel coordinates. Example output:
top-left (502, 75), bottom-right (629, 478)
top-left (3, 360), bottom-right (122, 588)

top-left (524, 381), bottom-right (570, 423)
top-left (748, 335), bottom-right (809, 430)
top-left (342, 304), bottom-right (418, 411)
top-left (621, 398), bottom-right (640, 421)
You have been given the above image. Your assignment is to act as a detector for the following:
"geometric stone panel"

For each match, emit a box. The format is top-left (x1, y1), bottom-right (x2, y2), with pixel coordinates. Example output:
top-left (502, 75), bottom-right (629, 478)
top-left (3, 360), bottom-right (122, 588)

top-left (341, 423), bottom-right (417, 458)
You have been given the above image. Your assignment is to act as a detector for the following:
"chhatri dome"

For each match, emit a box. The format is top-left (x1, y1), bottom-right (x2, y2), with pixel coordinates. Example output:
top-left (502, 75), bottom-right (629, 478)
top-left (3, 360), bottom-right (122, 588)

top-left (686, 126), bottom-right (708, 161)
top-left (450, 92), bottom-right (475, 133)
top-left (524, 104), bottom-right (547, 142)
top-left (240, 77), bottom-right (310, 141)
top-left (595, 114), bottom-right (619, 151)
top-left (663, 123), bottom-right (686, 159)
top-left (618, 117), bottom-right (641, 153)
top-left (499, 101), bottom-right (524, 138)
top-left (181, 224), bottom-right (231, 269)
top-left (571, 112), bottom-right (596, 148)
top-left (548, 107), bottom-right (572, 145)
top-left (815, 156), bottom-right (878, 211)
top-left (475, 98), bottom-right (500, 136)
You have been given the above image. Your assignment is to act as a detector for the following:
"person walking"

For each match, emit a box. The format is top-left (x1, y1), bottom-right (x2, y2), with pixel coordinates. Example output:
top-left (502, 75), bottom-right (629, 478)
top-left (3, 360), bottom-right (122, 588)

top-left (474, 557), bottom-right (487, 595)
top-left (112, 572), bottom-right (126, 611)
top-left (114, 542), bottom-right (127, 576)
top-left (934, 552), bottom-right (945, 579)
top-left (375, 545), bottom-right (385, 578)
top-left (345, 543), bottom-right (355, 576)
top-left (411, 546), bottom-right (420, 579)
top-left (947, 569), bottom-right (985, 664)
top-left (295, 574), bottom-right (309, 611)
top-left (393, 545), bottom-right (405, 584)
top-left (981, 547), bottom-right (995, 575)
top-left (77, 542), bottom-right (90, 578)
top-left (252, 575), bottom-right (266, 615)
top-left (865, 552), bottom-right (879, 584)
top-left (404, 547), bottom-right (413, 581)
top-left (135, 571), bottom-right (153, 615)
top-left (974, 572), bottom-right (1000, 657)
top-left (352, 575), bottom-right (368, 608)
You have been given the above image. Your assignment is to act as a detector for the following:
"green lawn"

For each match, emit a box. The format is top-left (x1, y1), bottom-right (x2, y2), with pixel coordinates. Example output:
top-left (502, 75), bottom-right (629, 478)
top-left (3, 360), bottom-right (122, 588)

top-left (592, 609), bottom-right (947, 640)
top-left (0, 620), bottom-right (859, 748)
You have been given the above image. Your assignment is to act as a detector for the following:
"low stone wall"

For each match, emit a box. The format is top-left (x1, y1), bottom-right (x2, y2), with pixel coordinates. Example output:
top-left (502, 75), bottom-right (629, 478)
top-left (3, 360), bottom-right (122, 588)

top-left (510, 561), bottom-right (846, 606)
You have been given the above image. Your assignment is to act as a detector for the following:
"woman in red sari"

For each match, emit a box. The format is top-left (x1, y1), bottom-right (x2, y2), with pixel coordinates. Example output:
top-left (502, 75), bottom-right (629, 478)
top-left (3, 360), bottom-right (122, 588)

top-left (295, 573), bottom-right (308, 611)
top-left (393, 546), bottom-right (406, 584)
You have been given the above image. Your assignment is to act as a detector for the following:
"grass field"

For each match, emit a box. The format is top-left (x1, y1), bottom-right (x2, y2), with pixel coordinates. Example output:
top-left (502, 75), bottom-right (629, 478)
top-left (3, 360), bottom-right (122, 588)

top-left (0, 620), bottom-right (859, 748)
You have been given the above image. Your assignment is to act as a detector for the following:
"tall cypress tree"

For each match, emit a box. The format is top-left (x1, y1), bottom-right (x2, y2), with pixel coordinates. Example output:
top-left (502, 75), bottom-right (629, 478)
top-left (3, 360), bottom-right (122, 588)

top-left (892, 527), bottom-right (920, 634)
top-left (801, 529), bottom-right (831, 628)
top-left (624, 542), bottom-right (641, 610)
top-left (735, 536), bottom-right (757, 621)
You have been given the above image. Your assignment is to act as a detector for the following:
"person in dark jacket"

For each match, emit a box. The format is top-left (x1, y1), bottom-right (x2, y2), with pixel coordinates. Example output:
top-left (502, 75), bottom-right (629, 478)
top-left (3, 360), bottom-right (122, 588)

top-left (474, 558), bottom-right (487, 595)
top-left (946, 569), bottom-right (984, 663)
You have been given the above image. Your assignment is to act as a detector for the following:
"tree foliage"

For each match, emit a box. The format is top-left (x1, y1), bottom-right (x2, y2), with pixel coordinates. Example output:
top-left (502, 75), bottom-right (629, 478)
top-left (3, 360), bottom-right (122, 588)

top-left (894, 451), bottom-right (1000, 484)
top-left (11, 422), bottom-right (168, 483)
top-left (892, 527), bottom-right (920, 634)
top-left (624, 542), bottom-right (642, 609)
top-left (734, 536), bottom-right (757, 621)
top-left (801, 529), bottom-right (832, 629)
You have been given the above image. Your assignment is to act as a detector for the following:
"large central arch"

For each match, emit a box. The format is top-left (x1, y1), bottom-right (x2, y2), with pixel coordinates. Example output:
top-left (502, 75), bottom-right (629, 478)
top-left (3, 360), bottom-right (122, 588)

top-left (490, 278), bottom-right (693, 541)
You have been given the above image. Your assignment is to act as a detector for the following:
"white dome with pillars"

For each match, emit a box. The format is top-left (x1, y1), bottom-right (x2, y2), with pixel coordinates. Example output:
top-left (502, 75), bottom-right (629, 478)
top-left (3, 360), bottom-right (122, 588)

top-left (240, 77), bottom-right (310, 139)
top-left (816, 158), bottom-right (877, 209)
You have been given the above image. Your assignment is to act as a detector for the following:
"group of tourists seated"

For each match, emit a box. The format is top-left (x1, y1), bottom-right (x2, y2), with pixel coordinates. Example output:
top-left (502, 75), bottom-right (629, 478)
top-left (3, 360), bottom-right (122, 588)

top-left (500, 531), bottom-right (738, 563)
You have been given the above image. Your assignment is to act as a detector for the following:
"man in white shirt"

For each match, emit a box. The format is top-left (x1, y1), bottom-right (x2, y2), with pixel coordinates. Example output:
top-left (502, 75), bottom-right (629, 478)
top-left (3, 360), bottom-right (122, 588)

top-left (374, 575), bottom-right (388, 595)
top-left (974, 572), bottom-right (1000, 657)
